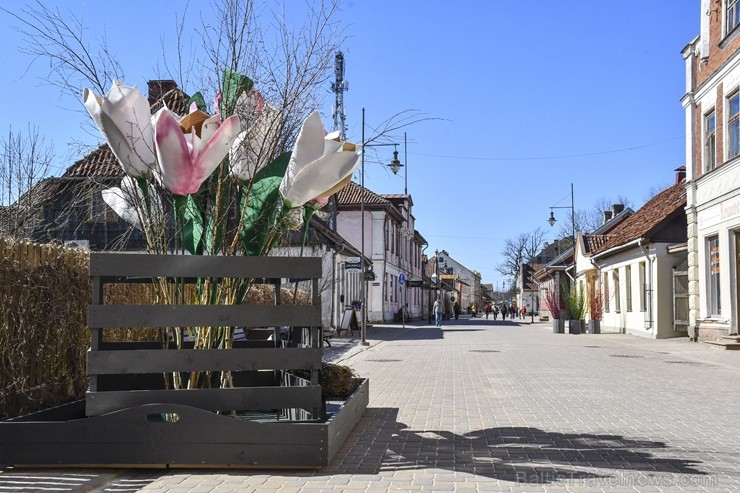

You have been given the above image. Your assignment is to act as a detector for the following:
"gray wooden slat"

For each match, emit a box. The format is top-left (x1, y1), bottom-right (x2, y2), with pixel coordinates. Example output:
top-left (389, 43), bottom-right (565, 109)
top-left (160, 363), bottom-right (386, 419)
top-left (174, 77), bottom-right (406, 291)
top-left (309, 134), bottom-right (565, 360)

top-left (85, 386), bottom-right (323, 416)
top-left (88, 348), bottom-right (323, 374)
top-left (4, 442), bottom-right (327, 467)
top-left (3, 403), bottom-right (325, 444)
top-left (90, 253), bottom-right (322, 279)
top-left (88, 304), bottom-right (322, 328)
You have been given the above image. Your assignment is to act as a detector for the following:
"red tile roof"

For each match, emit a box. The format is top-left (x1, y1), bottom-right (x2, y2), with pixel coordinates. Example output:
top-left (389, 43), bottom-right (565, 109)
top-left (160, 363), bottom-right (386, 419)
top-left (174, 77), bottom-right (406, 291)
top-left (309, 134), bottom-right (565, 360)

top-left (584, 235), bottom-right (611, 254)
top-left (335, 181), bottom-right (392, 206)
top-left (592, 181), bottom-right (686, 255)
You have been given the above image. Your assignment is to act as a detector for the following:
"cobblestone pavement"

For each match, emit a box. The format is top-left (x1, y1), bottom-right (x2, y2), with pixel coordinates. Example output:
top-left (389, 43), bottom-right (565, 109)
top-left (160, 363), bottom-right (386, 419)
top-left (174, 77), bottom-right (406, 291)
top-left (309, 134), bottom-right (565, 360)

top-left (3, 317), bottom-right (740, 492)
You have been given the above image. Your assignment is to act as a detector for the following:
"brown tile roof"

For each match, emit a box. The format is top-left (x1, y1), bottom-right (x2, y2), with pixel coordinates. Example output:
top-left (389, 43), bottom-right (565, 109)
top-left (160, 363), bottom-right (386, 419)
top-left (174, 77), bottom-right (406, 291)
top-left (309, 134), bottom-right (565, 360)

top-left (335, 181), bottom-right (392, 206)
top-left (592, 181), bottom-right (686, 255)
top-left (584, 235), bottom-right (611, 254)
top-left (64, 87), bottom-right (191, 178)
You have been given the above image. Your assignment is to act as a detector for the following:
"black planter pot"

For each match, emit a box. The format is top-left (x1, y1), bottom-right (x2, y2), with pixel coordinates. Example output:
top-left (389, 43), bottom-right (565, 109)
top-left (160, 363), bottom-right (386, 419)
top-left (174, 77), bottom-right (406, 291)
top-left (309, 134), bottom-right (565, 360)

top-left (567, 320), bottom-right (582, 335)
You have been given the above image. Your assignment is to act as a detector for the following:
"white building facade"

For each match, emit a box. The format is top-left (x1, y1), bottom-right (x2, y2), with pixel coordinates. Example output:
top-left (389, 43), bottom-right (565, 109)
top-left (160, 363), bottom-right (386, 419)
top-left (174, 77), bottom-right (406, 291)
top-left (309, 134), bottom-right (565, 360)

top-left (335, 183), bottom-right (426, 323)
top-left (682, 1), bottom-right (740, 340)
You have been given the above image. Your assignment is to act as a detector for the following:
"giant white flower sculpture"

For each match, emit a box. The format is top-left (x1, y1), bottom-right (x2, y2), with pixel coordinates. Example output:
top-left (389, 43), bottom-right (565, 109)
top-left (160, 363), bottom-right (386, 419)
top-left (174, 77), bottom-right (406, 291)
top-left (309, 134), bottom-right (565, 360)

top-left (83, 81), bottom-right (156, 177)
top-left (279, 112), bottom-right (361, 208)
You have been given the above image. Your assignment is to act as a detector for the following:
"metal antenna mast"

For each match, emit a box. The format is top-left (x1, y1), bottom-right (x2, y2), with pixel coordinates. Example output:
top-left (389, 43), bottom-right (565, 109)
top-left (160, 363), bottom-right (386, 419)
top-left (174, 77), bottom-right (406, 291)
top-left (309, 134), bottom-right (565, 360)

top-left (331, 51), bottom-right (349, 140)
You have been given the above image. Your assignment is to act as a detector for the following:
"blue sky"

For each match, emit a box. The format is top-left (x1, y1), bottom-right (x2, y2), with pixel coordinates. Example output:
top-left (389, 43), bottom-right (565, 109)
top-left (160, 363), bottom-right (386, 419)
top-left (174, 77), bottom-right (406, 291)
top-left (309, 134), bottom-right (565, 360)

top-left (1, 1), bottom-right (699, 288)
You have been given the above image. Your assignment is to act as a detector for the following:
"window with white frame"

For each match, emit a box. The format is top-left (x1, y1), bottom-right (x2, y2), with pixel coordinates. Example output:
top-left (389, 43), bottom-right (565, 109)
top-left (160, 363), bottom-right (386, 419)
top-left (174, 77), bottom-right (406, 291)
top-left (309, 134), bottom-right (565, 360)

top-left (729, 92), bottom-right (740, 159)
top-left (603, 272), bottom-right (610, 312)
top-left (625, 264), bottom-right (633, 312)
top-left (729, 0), bottom-right (740, 34)
top-left (708, 236), bottom-right (722, 316)
top-left (613, 270), bottom-right (621, 313)
top-left (705, 110), bottom-right (716, 171)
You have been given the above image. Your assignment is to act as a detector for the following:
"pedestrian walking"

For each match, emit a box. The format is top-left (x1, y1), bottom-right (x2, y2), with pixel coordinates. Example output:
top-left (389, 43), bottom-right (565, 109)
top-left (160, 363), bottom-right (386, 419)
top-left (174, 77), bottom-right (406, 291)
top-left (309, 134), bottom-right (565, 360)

top-left (492, 305), bottom-right (499, 320)
top-left (453, 302), bottom-right (460, 320)
top-left (500, 304), bottom-right (508, 320)
top-left (520, 306), bottom-right (527, 319)
top-left (433, 298), bottom-right (443, 327)
top-left (484, 303), bottom-right (491, 319)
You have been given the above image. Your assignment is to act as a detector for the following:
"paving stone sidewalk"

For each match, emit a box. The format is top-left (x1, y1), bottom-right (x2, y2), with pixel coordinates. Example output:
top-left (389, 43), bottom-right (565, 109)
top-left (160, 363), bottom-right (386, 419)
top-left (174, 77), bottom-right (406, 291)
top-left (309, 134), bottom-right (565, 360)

top-left (2, 317), bottom-right (739, 492)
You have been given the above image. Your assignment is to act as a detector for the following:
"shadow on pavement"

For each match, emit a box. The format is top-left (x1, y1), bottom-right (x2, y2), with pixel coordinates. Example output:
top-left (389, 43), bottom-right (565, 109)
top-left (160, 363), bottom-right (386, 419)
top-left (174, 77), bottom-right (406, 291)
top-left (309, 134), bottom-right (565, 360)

top-left (321, 408), bottom-right (707, 483)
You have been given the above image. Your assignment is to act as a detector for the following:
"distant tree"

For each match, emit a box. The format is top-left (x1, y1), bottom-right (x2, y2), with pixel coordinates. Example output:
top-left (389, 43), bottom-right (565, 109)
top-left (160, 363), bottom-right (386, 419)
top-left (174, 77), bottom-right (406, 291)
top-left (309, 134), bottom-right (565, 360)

top-left (495, 227), bottom-right (547, 281)
top-left (642, 183), bottom-right (671, 203)
top-left (552, 194), bottom-right (636, 238)
top-left (0, 124), bottom-right (54, 238)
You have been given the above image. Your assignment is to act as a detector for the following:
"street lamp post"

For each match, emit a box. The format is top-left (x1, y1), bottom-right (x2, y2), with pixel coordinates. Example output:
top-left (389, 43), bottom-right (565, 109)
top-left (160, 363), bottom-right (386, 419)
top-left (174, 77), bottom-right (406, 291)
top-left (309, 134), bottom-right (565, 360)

top-left (547, 182), bottom-right (576, 269)
top-left (547, 182), bottom-right (576, 322)
top-left (359, 108), bottom-right (400, 346)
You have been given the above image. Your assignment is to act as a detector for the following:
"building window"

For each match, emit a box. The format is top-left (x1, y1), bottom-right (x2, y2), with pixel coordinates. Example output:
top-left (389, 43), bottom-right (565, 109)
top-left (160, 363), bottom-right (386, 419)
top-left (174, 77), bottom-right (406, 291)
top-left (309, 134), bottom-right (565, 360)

top-left (708, 236), bottom-right (721, 316)
top-left (88, 191), bottom-right (118, 223)
top-left (729, 0), bottom-right (740, 34)
top-left (613, 270), bottom-right (621, 313)
top-left (625, 265), bottom-right (632, 312)
top-left (705, 110), bottom-right (716, 171)
top-left (602, 272), bottom-right (610, 312)
top-left (729, 92), bottom-right (740, 159)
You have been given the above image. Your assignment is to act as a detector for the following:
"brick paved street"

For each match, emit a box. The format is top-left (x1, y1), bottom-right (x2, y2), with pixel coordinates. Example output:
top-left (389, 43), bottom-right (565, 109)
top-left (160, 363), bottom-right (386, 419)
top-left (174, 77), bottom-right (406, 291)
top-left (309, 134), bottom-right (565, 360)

top-left (2, 317), bottom-right (739, 492)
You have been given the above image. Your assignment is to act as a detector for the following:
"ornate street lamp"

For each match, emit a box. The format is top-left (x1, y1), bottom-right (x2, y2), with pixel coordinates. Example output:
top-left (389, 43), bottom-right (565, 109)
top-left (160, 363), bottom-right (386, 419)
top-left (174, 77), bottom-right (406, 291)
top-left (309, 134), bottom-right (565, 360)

top-left (546, 182), bottom-right (576, 264)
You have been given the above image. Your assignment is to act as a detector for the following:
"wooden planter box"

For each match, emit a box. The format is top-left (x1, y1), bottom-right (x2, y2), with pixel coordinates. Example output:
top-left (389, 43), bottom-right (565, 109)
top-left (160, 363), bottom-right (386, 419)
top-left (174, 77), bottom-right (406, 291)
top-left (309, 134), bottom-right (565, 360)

top-left (0, 378), bottom-right (368, 468)
top-left (0, 253), bottom-right (368, 468)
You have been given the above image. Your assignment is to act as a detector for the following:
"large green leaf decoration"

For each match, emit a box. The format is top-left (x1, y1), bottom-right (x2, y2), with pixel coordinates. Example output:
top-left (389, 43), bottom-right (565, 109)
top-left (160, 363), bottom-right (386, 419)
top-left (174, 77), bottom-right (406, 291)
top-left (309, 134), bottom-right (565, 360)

top-left (254, 151), bottom-right (291, 182)
top-left (174, 194), bottom-right (204, 255)
top-left (239, 152), bottom-right (292, 256)
top-left (188, 92), bottom-right (207, 113)
top-left (221, 68), bottom-right (254, 116)
top-left (240, 177), bottom-right (284, 256)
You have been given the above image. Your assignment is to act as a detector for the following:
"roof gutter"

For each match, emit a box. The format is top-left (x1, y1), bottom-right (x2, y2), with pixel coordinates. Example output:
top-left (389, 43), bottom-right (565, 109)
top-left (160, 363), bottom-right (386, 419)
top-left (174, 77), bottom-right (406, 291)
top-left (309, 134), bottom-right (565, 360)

top-left (591, 238), bottom-right (644, 262)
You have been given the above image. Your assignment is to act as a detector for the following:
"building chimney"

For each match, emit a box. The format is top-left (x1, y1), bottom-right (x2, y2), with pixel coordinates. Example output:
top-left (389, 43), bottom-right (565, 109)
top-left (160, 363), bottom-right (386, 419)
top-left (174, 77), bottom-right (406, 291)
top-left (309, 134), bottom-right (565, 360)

top-left (674, 165), bottom-right (686, 184)
top-left (612, 203), bottom-right (625, 215)
top-left (603, 210), bottom-right (614, 223)
top-left (147, 80), bottom-right (178, 104)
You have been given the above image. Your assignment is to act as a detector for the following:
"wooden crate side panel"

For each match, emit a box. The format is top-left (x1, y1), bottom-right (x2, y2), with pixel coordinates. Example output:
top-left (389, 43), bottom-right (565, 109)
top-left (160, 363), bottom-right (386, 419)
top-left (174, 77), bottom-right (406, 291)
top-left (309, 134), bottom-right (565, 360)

top-left (85, 386), bottom-right (323, 416)
top-left (90, 253), bottom-right (322, 280)
top-left (88, 348), bottom-right (323, 374)
top-left (88, 304), bottom-right (322, 329)
top-left (1, 403), bottom-right (328, 467)
top-left (326, 379), bottom-right (369, 463)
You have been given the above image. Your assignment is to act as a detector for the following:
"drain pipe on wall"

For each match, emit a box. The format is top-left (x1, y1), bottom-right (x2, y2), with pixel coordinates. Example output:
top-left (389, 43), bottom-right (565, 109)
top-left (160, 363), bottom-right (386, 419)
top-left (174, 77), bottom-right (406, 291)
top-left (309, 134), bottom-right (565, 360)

top-left (638, 238), bottom-right (654, 332)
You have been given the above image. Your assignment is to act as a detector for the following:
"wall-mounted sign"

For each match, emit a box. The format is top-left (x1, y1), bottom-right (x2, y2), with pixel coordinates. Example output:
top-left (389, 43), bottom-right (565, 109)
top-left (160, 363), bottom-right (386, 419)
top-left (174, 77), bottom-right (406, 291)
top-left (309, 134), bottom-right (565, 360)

top-left (344, 257), bottom-right (361, 272)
